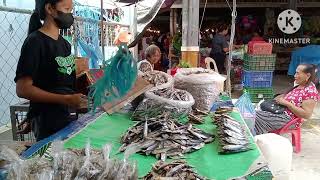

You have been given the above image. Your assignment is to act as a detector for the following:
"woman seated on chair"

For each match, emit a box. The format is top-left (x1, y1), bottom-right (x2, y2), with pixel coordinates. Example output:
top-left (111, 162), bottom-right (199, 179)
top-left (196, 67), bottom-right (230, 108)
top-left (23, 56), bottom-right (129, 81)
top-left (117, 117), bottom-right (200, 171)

top-left (255, 64), bottom-right (320, 135)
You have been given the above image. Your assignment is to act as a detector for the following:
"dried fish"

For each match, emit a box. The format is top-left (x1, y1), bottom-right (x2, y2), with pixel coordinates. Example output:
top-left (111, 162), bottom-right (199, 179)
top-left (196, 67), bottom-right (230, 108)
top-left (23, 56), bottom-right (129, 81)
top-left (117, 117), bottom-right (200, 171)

top-left (132, 99), bottom-right (190, 121)
top-left (152, 88), bottom-right (190, 101)
top-left (2, 143), bottom-right (138, 180)
top-left (214, 114), bottom-right (252, 154)
top-left (142, 71), bottom-right (168, 86)
top-left (120, 117), bottom-right (214, 159)
top-left (144, 160), bottom-right (206, 180)
top-left (139, 61), bottom-right (153, 73)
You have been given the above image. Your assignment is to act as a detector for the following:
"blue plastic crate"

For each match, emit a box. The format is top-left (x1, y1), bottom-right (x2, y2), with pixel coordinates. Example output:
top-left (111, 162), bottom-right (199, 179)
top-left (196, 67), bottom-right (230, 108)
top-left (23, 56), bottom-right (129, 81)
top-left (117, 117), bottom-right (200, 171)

top-left (243, 71), bottom-right (273, 88)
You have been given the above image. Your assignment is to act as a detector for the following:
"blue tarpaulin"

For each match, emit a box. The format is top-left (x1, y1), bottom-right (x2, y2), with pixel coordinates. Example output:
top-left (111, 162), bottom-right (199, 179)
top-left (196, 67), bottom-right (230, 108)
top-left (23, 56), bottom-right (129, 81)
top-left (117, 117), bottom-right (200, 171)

top-left (289, 45), bottom-right (320, 77)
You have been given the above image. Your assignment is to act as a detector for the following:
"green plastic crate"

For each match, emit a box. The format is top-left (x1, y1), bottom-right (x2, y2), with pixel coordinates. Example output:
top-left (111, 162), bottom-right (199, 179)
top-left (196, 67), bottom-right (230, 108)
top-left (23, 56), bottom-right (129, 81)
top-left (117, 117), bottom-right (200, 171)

top-left (246, 169), bottom-right (273, 180)
top-left (244, 88), bottom-right (274, 103)
top-left (244, 54), bottom-right (276, 71)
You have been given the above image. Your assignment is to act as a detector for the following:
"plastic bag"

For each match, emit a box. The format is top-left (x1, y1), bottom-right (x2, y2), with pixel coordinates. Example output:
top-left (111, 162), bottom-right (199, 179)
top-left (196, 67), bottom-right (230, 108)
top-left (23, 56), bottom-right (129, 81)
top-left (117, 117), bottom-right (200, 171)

top-left (1, 145), bottom-right (53, 180)
top-left (235, 92), bottom-right (256, 133)
top-left (75, 140), bottom-right (103, 180)
top-left (98, 144), bottom-right (138, 180)
top-left (51, 141), bottom-right (79, 180)
top-left (235, 92), bottom-right (256, 118)
top-left (174, 68), bottom-right (220, 111)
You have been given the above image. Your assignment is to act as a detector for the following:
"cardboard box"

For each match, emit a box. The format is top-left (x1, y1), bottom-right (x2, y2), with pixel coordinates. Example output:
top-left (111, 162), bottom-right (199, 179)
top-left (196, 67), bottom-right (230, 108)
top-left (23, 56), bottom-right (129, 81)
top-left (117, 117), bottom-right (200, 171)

top-left (75, 57), bottom-right (89, 76)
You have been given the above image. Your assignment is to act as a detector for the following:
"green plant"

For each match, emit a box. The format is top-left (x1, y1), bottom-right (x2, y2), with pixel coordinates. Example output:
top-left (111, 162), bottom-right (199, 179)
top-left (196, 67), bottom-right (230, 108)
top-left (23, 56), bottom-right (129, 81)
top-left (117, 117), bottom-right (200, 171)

top-left (178, 61), bottom-right (191, 68)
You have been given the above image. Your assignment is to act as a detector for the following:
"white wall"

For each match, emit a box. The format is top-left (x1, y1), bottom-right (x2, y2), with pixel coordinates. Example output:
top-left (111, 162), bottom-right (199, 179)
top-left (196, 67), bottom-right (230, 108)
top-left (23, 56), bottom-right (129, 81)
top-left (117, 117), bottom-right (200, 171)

top-left (2, 0), bottom-right (34, 10)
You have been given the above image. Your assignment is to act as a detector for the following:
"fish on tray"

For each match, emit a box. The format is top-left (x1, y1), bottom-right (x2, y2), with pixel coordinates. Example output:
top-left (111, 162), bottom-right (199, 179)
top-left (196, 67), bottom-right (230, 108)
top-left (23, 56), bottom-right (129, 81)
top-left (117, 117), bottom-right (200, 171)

top-left (120, 118), bottom-right (215, 160)
top-left (214, 113), bottom-right (253, 154)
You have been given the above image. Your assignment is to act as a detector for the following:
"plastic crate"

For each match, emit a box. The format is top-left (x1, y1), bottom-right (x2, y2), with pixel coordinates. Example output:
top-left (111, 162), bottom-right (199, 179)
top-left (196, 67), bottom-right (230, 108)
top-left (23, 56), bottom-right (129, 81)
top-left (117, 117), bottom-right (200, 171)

top-left (244, 88), bottom-right (274, 103)
top-left (248, 41), bottom-right (273, 55)
top-left (9, 101), bottom-right (36, 142)
top-left (243, 71), bottom-right (273, 88)
top-left (244, 54), bottom-right (276, 71)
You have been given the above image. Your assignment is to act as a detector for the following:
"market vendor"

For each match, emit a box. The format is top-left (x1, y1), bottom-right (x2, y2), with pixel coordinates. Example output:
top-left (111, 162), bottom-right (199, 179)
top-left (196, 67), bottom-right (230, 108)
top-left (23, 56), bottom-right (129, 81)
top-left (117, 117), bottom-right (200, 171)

top-left (137, 44), bottom-right (161, 73)
top-left (255, 64), bottom-right (319, 135)
top-left (209, 24), bottom-right (239, 73)
top-left (14, 0), bottom-right (86, 141)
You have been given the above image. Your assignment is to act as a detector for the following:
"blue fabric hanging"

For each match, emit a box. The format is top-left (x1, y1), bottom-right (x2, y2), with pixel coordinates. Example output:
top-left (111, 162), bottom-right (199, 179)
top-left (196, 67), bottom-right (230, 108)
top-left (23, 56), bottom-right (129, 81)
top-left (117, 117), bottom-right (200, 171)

top-left (289, 45), bottom-right (320, 77)
top-left (75, 5), bottom-right (104, 69)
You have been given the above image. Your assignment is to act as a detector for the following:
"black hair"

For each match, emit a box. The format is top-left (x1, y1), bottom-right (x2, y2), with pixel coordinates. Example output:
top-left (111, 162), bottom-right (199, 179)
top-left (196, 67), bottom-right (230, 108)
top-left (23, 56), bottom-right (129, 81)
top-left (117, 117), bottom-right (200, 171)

top-left (217, 24), bottom-right (229, 33)
top-left (300, 64), bottom-right (318, 87)
top-left (286, 64), bottom-right (319, 94)
top-left (28, 0), bottom-right (61, 35)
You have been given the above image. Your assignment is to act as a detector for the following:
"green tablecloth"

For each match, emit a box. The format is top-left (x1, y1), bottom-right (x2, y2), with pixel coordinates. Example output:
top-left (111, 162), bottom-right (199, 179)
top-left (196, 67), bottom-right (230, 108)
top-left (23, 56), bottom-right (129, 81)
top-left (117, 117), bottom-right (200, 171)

top-left (64, 112), bottom-right (260, 180)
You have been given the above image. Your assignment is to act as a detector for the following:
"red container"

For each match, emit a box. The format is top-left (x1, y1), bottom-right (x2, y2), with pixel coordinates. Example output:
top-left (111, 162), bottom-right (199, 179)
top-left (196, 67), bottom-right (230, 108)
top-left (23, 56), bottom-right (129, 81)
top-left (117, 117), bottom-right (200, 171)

top-left (248, 41), bottom-right (273, 55)
top-left (168, 67), bottom-right (179, 76)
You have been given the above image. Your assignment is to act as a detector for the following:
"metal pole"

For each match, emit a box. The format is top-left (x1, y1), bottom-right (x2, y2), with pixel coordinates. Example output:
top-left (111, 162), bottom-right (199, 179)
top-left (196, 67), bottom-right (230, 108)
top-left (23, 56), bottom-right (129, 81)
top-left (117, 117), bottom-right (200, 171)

top-left (226, 0), bottom-right (237, 96)
top-left (100, 0), bottom-right (105, 65)
top-left (130, 4), bottom-right (138, 60)
top-left (73, 6), bottom-right (78, 57)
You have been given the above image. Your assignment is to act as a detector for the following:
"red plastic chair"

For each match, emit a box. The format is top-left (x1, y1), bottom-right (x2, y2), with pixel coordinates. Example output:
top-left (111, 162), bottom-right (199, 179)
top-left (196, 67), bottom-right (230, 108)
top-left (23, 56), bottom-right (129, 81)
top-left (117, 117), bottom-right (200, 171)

top-left (270, 118), bottom-right (303, 153)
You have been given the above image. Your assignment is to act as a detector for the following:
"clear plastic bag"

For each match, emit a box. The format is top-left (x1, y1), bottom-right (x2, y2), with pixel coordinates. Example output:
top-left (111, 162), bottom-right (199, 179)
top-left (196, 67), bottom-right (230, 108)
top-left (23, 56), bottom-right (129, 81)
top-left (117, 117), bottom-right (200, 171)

top-left (52, 141), bottom-right (79, 180)
top-left (235, 92), bottom-right (256, 133)
top-left (74, 140), bottom-right (101, 180)
top-left (174, 68), bottom-right (221, 111)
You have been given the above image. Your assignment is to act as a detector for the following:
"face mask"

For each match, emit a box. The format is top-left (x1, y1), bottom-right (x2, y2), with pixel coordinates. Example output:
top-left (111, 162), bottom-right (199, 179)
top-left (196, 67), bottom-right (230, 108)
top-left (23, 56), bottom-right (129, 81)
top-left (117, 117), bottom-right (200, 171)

top-left (54, 11), bottom-right (74, 29)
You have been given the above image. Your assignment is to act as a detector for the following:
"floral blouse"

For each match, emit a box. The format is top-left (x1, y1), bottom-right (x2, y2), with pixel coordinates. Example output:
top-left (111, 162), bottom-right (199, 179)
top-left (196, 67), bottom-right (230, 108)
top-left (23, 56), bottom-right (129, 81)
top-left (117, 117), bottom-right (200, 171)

top-left (284, 83), bottom-right (319, 119)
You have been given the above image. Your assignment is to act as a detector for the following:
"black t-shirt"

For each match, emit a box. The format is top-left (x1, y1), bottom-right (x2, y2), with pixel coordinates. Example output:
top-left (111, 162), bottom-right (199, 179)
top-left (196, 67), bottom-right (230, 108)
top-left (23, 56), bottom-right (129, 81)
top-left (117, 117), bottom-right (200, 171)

top-left (15, 31), bottom-right (76, 140)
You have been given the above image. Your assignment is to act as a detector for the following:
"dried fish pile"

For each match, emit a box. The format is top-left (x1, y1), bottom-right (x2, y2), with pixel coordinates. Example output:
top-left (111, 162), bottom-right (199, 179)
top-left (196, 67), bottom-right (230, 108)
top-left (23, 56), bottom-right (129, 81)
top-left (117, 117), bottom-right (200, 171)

top-left (188, 109), bottom-right (213, 124)
top-left (132, 99), bottom-right (179, 121)
top-left (142, 71), bottom-right (168, 86)
top-left (145, 88), bottom-right (194, 111)
top-left (142, 71), bottom-right (173, 89)
top-left (144, 160), bottom-right (206, 180)
top-left (139, 61), bottom-right (153, 73)
top-left (153, 88), bottom-right (191, 101)
top-left (214, 114), bottom-right (252, 154)
top-left (120, 118), bottom-right (214, 160)
top-left (1, 143), bottom-right (138, 180)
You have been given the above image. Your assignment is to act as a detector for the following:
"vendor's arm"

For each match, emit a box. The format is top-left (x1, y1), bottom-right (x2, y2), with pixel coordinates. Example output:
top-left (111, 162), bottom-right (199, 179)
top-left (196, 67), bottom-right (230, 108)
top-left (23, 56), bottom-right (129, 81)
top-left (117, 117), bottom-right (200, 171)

top-left (16, 77), bottom-right (83, 108)
top-left (277, 98), bottom-right (316, 119)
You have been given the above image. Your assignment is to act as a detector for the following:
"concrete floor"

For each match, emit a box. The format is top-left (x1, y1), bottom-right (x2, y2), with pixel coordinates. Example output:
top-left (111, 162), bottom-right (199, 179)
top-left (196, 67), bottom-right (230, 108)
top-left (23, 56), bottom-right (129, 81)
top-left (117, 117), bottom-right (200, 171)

top-left (0, 75), bottom-right (319, 179)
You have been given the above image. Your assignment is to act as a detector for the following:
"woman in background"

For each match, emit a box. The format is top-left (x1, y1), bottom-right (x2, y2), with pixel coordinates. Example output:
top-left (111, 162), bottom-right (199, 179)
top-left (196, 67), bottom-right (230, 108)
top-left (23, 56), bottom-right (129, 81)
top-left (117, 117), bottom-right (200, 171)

top-left (137, 44), bottom-right (161, 73)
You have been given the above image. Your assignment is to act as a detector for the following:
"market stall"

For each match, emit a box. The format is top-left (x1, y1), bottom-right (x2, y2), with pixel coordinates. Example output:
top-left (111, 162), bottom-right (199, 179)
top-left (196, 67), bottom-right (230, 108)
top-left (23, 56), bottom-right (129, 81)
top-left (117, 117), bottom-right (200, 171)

top-left (12, 98), bottom-right (269, 180)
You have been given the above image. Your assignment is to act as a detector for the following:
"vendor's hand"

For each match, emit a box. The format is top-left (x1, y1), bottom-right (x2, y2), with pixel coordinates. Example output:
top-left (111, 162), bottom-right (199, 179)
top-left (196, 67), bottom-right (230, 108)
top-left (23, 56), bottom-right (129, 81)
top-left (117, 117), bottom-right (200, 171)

top-left (274, 94), bottom-right (284, 101)
top-left (65, 93), bottom-right (88, 108)
top-left (275, 97), bottom-right (289, 106)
